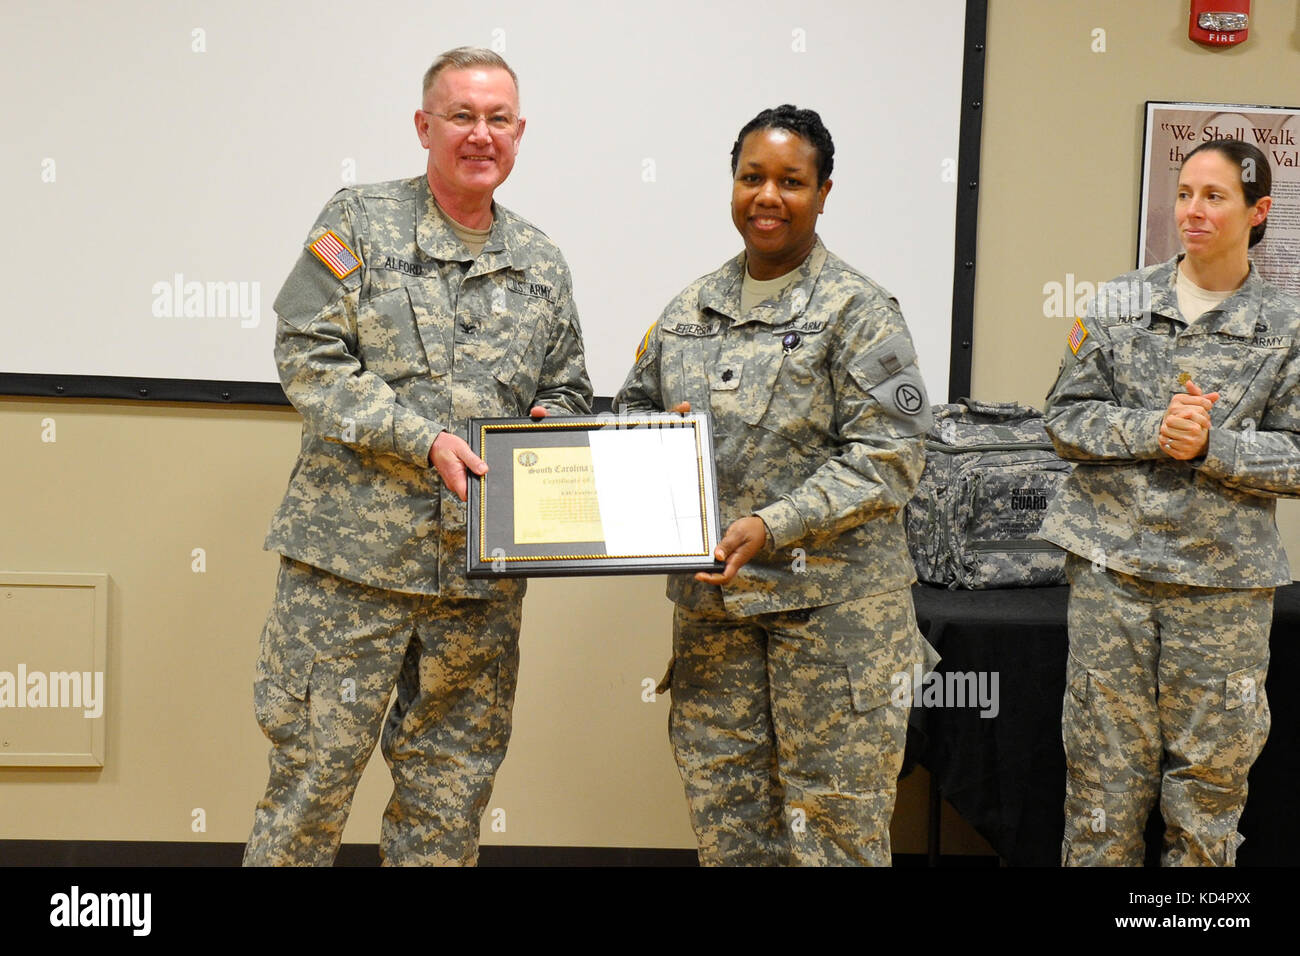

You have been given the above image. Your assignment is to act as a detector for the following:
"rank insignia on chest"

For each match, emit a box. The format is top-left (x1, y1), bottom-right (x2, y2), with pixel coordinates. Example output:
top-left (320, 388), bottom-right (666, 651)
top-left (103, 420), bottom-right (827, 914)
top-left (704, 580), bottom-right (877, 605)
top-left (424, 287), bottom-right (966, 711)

top-left (1067, 317), bottom-right (1088, 354)
top-left (1177, 371), bottom-right (1191, 386)
top-left (309, 230), bottom-right (361, 280)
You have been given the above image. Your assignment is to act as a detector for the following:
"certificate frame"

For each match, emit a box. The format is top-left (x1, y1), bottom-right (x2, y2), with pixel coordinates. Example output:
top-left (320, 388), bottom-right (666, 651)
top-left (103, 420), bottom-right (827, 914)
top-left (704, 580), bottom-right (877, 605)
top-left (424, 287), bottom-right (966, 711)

top-left (466, 412), bottom-right (724, 578)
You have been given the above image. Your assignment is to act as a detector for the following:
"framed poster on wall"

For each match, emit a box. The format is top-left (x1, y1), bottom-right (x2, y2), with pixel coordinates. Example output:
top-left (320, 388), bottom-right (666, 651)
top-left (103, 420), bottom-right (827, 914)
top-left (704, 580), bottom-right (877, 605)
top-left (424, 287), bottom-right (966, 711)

top-left (1140, 101), bottom-right (1300, 293)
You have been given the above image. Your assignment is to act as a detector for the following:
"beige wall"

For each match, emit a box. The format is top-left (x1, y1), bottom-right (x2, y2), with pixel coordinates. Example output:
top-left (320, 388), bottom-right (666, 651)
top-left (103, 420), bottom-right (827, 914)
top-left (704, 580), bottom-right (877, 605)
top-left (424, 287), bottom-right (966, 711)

top-left (0, 400), bottom-right (696, 848)
top-left (4, 0), bottom-right (1299, 857)
top-left (0, 398), bottom-right (985, 853)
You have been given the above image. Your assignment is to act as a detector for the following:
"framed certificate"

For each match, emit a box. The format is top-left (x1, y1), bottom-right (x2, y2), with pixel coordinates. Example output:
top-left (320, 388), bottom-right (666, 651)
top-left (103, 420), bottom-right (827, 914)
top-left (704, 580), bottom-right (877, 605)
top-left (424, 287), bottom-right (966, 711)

top-left (466, 412), bottom-right (724, 578)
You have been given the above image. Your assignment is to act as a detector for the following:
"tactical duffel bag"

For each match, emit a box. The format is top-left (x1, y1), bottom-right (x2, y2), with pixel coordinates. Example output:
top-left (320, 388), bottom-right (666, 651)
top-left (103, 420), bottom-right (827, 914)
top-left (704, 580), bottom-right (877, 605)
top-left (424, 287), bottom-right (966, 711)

top-left (905, 398), bottom-right (1071, 589)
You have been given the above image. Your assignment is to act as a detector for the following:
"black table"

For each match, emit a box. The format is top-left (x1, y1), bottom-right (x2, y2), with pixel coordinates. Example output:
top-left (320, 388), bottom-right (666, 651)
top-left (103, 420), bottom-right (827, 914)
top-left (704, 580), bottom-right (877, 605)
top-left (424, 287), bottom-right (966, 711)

top-left (911, 582), bottom-right (1300, 866)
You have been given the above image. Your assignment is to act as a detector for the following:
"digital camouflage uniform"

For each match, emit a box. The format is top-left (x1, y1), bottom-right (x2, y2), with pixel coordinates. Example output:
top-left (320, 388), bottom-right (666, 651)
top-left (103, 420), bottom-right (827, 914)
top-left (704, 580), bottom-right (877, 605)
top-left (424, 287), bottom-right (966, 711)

top-left (244, 176), bottom-right (592, 866)
top-left (1041, 255), bottom-right (1300, 866)
top-left (614, 239), bottom-right (934, 865)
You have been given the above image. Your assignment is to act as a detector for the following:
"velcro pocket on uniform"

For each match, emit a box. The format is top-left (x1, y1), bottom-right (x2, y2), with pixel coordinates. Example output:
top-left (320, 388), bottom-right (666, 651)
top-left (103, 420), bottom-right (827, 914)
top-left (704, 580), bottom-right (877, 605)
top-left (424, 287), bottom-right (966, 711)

top-left (356, 286), bottom-right (431, 383)
top-left (655, 657), bottom-right (675, 695)
top-left (668, 344), bottom-right (713, 413)
top-left (738, 357), bottom-right (781, 426)
top-left (1222, 831), bottom-right (1245, 867)
top-left (1062, 653), bottom-right (1105, 788)
top-left (845, 653), bottom-right (899, 714)
top-left (847, 332), bottom-right (917, 391)
top-left (1224, 665), bottom-right (1261, 712)
top-left (1067, 654), bottom-right (1091, 703)
top-left (257, 604), bottom-right (314, 702)
top-left (492, 315), bottom-right (542, 389)
top-left (848, 334), bottom-right (931, 433)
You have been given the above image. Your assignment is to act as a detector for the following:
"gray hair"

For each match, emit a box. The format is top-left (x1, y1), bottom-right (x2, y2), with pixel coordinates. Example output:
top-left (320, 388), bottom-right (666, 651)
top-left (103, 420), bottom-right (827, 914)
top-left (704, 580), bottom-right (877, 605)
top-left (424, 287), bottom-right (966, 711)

top-left (422, 47), bottom-right (519, 102)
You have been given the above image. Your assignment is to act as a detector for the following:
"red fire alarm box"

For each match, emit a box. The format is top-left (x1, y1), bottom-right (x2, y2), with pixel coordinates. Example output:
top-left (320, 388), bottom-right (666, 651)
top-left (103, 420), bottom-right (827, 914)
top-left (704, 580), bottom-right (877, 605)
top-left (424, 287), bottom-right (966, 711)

top-left (1190, 1), bottom-right (1250, 46)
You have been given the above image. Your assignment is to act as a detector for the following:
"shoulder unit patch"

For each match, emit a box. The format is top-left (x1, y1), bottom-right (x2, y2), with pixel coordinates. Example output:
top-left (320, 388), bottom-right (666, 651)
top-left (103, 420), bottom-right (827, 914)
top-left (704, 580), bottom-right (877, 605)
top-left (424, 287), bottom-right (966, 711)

top-left (635, 321), bottom-right (657, 361)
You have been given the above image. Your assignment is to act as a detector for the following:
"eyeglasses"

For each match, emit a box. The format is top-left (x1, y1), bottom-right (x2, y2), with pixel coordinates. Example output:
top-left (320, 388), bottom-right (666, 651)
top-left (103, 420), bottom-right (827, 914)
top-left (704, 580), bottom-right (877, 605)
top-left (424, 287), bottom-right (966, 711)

top-left (426, 109), bottom-right (518, 133)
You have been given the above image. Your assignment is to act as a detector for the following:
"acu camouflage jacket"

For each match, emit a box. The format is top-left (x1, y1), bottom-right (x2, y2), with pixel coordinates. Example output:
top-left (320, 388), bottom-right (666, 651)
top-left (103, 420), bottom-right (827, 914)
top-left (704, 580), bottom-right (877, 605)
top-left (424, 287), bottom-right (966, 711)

top-left (1041, 255), bottom-right (1300, 587)
top-left (265, 177), bottom-right (592, 596)
top-left (615, 240), bottom-right (932, 616)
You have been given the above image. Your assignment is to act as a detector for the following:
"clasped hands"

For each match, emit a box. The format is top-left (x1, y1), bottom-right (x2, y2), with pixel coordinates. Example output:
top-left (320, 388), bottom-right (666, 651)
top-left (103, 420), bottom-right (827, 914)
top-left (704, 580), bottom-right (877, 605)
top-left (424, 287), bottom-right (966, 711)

top-left (1160, 380), bottom-right (1219, 461)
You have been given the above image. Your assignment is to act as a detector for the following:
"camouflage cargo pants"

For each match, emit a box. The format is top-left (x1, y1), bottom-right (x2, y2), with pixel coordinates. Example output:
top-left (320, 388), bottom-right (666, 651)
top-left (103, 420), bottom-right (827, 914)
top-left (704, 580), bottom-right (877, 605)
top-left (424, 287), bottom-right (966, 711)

top-left (243, 557), bottom-right (522, 866)
top-left (1061, 553), bottom-right (1272, 866)
top-left (669, 586), bottom-right (926, 866)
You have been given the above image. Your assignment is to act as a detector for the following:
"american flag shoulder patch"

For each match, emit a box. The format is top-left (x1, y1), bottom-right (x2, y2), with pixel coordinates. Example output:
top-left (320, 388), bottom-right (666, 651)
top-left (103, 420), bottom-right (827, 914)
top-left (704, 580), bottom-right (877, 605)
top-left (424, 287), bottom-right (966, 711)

top-left (1067, 317), bottom-right (1089, 355)
top-left (635, 321), bottom-right (657, 361)
top-left (309, 230), bottom-right (361, 280)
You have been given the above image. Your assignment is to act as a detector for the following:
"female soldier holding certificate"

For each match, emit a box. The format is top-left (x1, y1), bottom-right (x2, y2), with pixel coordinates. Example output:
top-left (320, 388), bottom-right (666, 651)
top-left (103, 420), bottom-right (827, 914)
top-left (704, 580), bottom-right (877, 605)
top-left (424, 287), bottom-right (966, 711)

top-left (1041, 139), bottom-right (1300, 866)
top-left (614, 105), bottom-right (935, 866)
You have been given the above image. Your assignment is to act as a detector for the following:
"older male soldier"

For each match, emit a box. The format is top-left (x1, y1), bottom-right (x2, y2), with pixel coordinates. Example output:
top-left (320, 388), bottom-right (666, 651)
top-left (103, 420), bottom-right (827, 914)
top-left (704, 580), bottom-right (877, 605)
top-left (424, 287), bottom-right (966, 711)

top-left (244, 48), bottom-right (592, 866)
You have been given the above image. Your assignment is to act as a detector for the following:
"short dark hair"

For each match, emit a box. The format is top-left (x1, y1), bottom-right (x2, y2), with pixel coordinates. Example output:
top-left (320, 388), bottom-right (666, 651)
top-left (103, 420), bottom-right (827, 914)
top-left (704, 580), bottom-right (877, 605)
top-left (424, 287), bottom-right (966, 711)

top-left (1181, 138), bottom-right (1272, 247)
top-left (730, 105), bottom-right (834, 186)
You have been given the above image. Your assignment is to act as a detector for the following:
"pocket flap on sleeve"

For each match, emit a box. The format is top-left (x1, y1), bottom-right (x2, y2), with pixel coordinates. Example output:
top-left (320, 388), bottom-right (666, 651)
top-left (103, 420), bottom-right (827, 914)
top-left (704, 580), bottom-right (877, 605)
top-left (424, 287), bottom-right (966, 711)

top-left (847, 332), bottom-right (917, 391)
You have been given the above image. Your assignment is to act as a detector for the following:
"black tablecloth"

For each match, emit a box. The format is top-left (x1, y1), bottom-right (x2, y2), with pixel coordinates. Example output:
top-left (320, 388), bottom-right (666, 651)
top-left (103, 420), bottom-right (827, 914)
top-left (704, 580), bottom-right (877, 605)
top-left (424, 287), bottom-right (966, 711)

top-left (911, 582), bottom-right (1300, 866)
